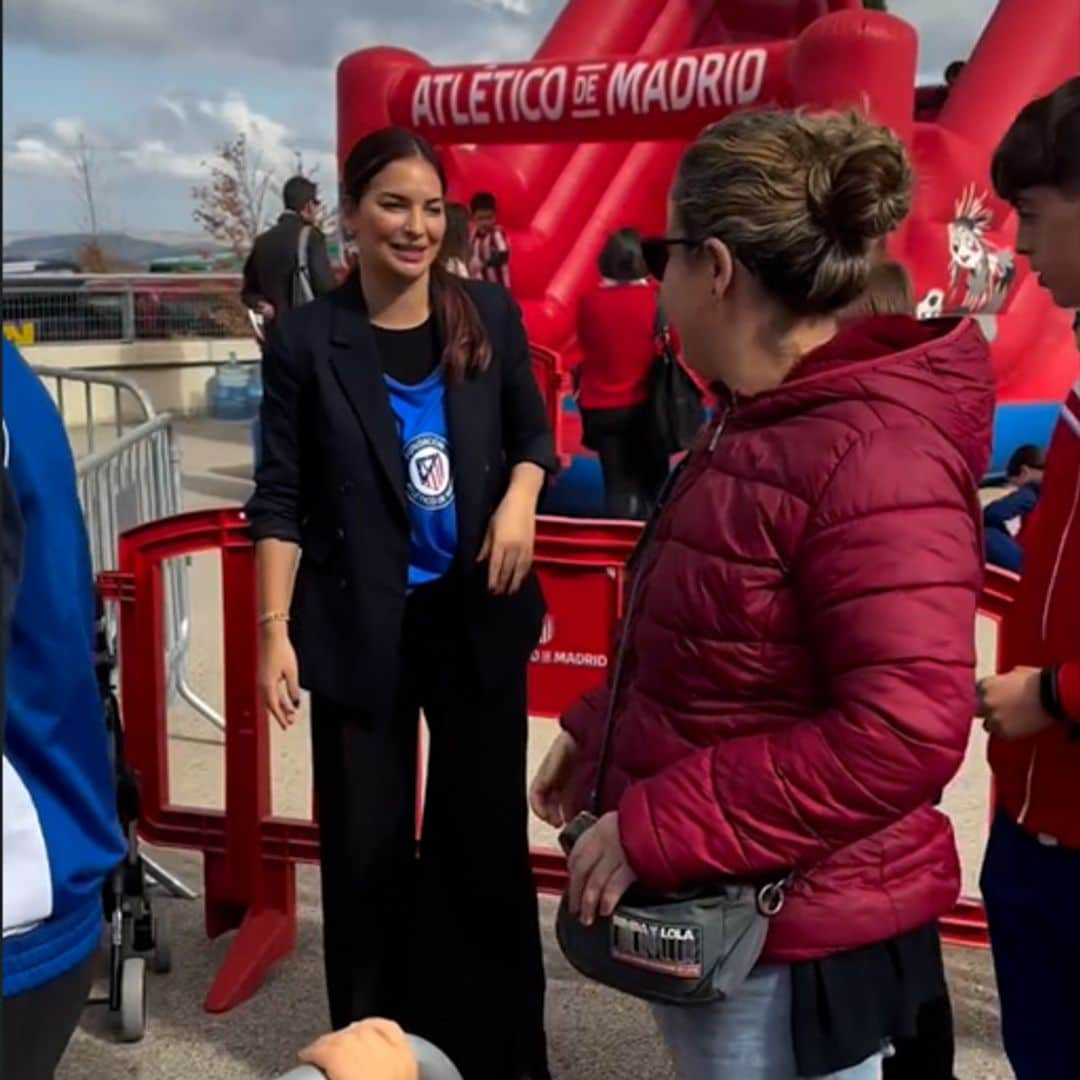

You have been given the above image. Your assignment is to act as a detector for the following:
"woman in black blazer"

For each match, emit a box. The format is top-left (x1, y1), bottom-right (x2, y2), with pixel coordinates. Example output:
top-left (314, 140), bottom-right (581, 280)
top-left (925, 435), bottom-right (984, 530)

top-left (246, 127), bottom-right (555, 1080)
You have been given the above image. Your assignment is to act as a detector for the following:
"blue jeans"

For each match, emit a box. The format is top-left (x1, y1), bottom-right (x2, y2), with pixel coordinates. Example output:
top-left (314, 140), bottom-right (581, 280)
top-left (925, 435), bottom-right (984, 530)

top-left (653, 965), bottom-right (885, 1079)
top-left (985, 528), bottom-right (1023, 572)
top-left (981, 811), bottom-right (1080, 1080)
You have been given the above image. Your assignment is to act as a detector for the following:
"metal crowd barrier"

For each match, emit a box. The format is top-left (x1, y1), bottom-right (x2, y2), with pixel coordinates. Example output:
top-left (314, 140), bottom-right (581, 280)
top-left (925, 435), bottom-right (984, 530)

top-left (36, 365), bottom-right (224, 733)
top-left (34, 364), bottom-right (156, 451)
top-left (104, 507), bottom-right (1013, 1015)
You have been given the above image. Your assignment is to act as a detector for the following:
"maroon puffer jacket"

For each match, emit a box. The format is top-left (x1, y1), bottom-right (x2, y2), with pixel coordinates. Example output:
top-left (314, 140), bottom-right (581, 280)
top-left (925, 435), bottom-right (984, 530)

top-left (562, 316), bottom-right (994, 963)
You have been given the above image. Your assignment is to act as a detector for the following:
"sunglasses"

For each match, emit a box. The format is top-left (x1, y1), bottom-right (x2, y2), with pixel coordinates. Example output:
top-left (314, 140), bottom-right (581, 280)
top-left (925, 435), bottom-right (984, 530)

top-left (641, 236), bottom-right (703, 281)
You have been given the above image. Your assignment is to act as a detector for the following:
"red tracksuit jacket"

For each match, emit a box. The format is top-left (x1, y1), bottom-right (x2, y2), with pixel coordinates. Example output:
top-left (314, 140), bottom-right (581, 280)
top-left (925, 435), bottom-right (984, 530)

top-left (990, 374), bottom-right (1080, 847)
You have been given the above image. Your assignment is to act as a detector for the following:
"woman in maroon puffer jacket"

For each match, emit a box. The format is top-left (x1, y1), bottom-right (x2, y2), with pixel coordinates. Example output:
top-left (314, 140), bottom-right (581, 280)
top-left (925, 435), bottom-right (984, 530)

top-left (531, 110), bottom-right (994, 1079)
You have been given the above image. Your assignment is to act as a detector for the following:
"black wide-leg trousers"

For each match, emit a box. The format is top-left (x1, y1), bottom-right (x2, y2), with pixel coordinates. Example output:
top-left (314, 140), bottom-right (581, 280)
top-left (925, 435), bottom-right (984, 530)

top-left (310, 575), bottom-right (548, 1079)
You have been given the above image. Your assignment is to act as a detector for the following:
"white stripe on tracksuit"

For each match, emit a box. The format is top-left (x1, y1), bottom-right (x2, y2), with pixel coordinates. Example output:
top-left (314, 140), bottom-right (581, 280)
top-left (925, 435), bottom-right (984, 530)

top-left (2, 754), bottom-right (53, 938)
top-left (1060, 378), bottom-right (1080, 438)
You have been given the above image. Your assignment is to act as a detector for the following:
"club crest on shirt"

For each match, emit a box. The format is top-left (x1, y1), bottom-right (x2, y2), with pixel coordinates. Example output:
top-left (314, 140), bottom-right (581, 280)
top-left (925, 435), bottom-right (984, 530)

top-left (404, 433), bottom-right (454, 510)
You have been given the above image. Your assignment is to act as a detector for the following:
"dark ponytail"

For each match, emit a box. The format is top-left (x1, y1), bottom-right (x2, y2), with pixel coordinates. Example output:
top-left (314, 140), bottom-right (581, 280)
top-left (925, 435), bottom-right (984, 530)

top-left (431, 261), bottom-right (492, 380)
top-left (342, 127), bottom-right (491, 381)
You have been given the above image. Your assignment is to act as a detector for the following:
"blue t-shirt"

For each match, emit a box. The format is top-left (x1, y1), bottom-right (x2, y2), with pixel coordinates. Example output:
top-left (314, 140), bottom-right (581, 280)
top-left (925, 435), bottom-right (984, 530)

top-left (385, 367), bottom-right (459, 588)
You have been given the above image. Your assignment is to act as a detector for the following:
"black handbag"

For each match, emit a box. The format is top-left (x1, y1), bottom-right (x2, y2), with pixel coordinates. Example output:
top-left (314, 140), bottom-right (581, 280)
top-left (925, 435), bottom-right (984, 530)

top-left (554, 461), bottom-right (791, 1006)
top-left (647, 306), bottom-right (706, 455)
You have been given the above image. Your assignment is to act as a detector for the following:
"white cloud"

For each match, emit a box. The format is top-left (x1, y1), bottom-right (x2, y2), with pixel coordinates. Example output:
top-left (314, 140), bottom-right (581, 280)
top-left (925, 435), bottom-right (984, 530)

top-left (3, 136), bottom-right (71, 175)
top-left (119, 140), bottom-right (206, 180)
top-left (211, 94), bottom-right (293, 172)
top-left (3, 90), bottom-right (335, 197)
top-left (3, 84), bottom-right (349, 232)
top-left (4, 0), bottom-right (562, 70)
top-left (49, 117), bottom-right (86, 147)
top-left (4, 0), bottom-right (998, 78)
top-left (467, 0), bottom-right (533, 16)
top-left (155, 97), bottom-right (188, 126)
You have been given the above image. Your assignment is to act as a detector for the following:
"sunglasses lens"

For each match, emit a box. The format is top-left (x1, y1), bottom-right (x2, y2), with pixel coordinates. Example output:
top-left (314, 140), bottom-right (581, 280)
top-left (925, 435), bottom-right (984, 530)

top-left (642, 238), bottom-right (668, 281)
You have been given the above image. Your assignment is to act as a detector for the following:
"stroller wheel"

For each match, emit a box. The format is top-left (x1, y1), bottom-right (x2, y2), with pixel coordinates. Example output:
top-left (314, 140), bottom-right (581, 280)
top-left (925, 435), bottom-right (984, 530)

top-left (151, 908), bottom-right (172, 975)
top-left (118, 957), bottom-right (147, 1042)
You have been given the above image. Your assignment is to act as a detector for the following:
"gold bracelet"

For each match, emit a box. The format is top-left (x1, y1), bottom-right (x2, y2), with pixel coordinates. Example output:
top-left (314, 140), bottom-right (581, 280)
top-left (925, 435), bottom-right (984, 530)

top-left (258, 611), bottom-right (290, 626)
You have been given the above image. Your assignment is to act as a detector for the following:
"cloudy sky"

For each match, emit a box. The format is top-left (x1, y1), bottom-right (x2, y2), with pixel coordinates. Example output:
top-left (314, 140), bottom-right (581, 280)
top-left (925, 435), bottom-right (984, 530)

top-left (3, 0), bottom-right (997, 238)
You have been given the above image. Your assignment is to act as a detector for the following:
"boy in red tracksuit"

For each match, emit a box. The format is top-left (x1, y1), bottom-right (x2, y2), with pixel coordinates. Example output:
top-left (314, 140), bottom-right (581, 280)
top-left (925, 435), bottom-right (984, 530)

top-left (976, 76), bottom-right (1080, 1080)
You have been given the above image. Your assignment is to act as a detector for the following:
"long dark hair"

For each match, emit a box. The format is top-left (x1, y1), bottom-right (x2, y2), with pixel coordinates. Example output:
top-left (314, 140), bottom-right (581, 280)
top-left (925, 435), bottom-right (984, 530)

top-left (440, 201), bottom-right (471, 268)
top-left (342, 127), bottom-right (491, 379)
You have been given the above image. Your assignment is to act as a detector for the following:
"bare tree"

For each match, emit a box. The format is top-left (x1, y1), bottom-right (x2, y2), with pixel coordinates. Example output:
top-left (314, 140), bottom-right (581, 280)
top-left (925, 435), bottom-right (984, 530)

top-left (191, 133), bottom-right (276, 257)
top-left (72, 134), bottom-right (101, 237)
top-left (70, 134), bottom-right (111, 271)
top-left (192, 136), bottom-right (340, 260)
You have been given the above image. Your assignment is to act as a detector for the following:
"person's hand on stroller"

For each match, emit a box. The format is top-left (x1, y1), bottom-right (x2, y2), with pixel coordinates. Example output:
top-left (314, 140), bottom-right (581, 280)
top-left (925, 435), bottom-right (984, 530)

top-left (299, 1018), bottom-right (419, 1080)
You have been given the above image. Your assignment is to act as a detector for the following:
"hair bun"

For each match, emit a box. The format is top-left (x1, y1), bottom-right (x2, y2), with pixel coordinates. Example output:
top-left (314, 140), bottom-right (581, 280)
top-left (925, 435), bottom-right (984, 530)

top-left (673, 108), bottom-right (914, 315)
top-left (806, 117), bottom-right (912, 250)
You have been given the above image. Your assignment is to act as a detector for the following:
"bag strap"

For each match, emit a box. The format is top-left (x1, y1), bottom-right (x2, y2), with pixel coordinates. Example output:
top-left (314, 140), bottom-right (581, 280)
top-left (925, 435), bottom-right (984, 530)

top-left (297, 225), bottom-right (311, 275)
top-left (294, 225), bottom-right (314, 304)
top-left (588, 456), bottom-right (690, 815)
top-left (587, 439), bottom-right (796, 907)
top-left (586, 405), bottom-right (795, 903)
top-left (653, 301), bottom-right (673, 353)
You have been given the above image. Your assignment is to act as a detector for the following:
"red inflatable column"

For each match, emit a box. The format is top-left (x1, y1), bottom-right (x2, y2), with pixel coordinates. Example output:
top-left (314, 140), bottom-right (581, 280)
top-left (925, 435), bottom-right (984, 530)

top-left (788, 10), bottom-right (917, 251)
top-left (337, 47), bottom-right (431, 175)
top-left (939, 0), bottom-right (1080, 153)
top-left (788, 9), bottom-right (917, 147)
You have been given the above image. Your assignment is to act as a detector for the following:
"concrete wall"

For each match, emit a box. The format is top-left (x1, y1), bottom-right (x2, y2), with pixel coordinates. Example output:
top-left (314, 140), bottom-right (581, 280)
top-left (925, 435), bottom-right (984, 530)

top-left (23, 338), bottom-right (261, 426)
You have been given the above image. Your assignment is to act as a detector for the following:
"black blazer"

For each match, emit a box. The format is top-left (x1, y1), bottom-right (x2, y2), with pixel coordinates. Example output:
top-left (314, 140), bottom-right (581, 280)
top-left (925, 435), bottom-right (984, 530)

top-left (241, 212), bottom-right (337, 320)
top-left (245, 276), bottom-right (557, 712)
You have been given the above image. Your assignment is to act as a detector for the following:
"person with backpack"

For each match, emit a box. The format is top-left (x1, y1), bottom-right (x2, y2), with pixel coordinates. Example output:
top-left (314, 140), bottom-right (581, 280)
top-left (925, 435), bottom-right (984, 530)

top-left (242, 175), bottom-right (338, 326)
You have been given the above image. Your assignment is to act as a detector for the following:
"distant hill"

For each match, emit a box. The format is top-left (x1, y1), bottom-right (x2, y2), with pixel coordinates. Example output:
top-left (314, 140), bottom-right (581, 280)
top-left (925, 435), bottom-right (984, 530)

top-left (2, 232), bottom-right (229, 269)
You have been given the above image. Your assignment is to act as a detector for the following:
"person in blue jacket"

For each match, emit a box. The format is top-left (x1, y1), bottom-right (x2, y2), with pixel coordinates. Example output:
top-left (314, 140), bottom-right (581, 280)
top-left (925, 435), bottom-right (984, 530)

top-left (3, 340), bottom-right (125, 1080)
top-left (983, 443), bottom-right (1046, 572)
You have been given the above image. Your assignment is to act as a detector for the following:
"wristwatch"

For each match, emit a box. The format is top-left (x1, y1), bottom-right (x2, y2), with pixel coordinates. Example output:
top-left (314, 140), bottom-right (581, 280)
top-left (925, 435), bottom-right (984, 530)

top-left (1039, 665), bottom-right (1080, 741)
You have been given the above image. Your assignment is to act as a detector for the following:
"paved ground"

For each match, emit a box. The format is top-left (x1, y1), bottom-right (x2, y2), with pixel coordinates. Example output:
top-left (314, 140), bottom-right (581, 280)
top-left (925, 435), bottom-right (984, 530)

top-left (58, 417), bottom-right (1010, 1079)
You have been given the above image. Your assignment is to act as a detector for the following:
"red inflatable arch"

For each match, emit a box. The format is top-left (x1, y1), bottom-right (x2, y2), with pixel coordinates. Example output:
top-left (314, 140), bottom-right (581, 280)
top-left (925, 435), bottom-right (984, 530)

top-left (339, 0), bottom-right (1079, 436)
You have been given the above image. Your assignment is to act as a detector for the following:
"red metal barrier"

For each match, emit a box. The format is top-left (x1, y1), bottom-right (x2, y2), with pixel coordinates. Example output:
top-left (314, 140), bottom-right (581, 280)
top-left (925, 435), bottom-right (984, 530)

top-left (106, 510), bottom-right (298, 1013)
top-left (108, 510), bottom-right (1016, 1012)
